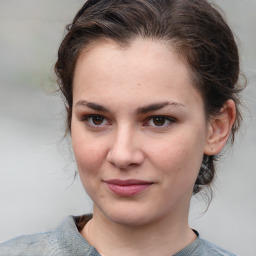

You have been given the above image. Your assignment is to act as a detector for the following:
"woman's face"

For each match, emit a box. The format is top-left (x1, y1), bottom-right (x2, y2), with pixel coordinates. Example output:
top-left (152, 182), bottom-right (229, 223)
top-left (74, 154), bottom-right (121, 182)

top-left (71, 38), bottom-right (211, 226)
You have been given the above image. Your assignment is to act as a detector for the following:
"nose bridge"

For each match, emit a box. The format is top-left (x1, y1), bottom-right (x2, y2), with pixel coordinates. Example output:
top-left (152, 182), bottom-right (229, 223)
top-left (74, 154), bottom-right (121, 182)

top-left (107, 123), bottom-right (144, 169)
top-left (119, 121), bottom-right (136, 146)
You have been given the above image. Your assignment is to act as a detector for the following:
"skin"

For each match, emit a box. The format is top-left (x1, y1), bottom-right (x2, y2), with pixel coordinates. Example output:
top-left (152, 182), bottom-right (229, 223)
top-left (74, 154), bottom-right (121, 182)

top-left (71, 38), bottom-right (235, 256)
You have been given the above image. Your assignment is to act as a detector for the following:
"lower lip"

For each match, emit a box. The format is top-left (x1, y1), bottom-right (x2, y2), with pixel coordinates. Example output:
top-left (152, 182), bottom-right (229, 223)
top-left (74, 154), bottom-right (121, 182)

top-left (106, 183), bottom-right (152, 196)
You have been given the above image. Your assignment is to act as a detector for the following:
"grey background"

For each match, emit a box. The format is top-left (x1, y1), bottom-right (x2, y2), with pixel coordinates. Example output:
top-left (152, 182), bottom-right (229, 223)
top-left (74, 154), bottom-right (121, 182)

top-left (0, 1), bottom-right (255, 255)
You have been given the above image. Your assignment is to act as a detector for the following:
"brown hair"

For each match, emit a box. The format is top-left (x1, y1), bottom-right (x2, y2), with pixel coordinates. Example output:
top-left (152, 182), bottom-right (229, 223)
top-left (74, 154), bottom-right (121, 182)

top-left (55, 0), bottom-right (244, 195)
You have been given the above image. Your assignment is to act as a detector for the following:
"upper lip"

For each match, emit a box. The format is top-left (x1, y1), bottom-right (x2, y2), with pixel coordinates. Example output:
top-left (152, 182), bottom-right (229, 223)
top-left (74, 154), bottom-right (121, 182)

top-left (104, 179), bottom-right (153, 185)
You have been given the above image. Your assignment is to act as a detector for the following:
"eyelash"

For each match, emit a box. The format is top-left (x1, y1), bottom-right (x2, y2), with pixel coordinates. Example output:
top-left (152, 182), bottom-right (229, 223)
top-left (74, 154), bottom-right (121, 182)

top-left (81, 114), bottom-right (110, 128)
top-left (81, 114), bottom-right (176, 129)
top-left (144, 115), bottom-right (176, 128)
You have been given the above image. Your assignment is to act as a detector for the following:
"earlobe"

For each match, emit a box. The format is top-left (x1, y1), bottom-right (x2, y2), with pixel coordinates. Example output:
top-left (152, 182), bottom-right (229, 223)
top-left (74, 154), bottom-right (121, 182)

top-left (204, 100), bottom-right (236, 156)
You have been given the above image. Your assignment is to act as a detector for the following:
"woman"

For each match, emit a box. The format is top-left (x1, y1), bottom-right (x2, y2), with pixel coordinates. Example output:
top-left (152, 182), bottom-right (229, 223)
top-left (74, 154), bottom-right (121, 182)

top-left (0, 0), bottom-right (244, 255)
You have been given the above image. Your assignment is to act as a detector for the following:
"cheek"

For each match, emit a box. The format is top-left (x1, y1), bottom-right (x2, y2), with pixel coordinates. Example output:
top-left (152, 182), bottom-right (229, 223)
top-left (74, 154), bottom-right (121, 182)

top-left (72, 133), bottom-right (108, 199)
top-left (71, 128), bottom-right (107, 175)
top-left (74, 145), bottom-right (101, 172)
top-left (147, 130), bottom-right (204, 177)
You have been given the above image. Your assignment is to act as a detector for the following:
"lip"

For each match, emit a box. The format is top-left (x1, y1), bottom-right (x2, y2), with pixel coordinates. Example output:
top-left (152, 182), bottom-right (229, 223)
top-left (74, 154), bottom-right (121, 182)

top-left (104, 179), bottom-right (154, 197)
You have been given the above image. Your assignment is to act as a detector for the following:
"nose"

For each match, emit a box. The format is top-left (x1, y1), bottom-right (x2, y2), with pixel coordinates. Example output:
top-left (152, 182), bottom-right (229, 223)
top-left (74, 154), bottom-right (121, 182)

top-left (106, 126), bottom-right (144, 170)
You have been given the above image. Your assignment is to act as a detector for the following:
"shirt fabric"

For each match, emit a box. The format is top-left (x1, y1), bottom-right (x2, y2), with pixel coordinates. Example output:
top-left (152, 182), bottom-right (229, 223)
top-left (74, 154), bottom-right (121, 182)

top-left (0, 215), bottom-right (236, 256)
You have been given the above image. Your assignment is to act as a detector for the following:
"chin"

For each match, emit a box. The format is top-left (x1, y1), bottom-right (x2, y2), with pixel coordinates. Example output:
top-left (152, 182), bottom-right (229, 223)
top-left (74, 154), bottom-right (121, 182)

top-left (99, 204), bottom-right (159, 227)
top-left (109, 213), bottom-right (151, 227)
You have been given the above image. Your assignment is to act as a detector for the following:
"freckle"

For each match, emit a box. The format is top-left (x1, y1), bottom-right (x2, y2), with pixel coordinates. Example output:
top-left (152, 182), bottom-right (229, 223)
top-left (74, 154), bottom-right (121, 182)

top-left (137, 83), bottom-right (141, 86)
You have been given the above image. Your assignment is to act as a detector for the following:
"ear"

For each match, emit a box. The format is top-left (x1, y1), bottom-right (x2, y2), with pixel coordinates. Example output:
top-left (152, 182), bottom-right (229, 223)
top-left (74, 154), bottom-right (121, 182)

top-left (204, 100), bottom-right (236, 156)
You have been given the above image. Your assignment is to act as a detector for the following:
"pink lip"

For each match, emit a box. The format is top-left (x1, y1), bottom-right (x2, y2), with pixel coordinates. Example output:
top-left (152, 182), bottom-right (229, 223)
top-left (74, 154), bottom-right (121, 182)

top-left (104, 179), bottom-right (153, 197)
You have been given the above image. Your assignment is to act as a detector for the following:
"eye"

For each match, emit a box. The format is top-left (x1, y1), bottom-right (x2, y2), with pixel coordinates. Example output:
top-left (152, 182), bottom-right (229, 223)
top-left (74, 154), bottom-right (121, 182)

top-left (82, 114), bottom-right (110, 127)
top-left (145, 115), bottom-right (176, 127)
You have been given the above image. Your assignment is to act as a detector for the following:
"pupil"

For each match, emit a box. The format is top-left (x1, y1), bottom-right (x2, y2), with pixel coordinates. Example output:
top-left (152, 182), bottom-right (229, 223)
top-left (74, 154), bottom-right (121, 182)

top-left (153, 117), bottom-right (165, 126)
top-left (92, 116), bottom-right (104, 125)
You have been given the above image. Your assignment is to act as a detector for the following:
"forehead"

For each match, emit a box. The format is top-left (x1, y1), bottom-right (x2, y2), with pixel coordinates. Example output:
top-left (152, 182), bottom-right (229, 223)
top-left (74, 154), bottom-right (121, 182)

top-left (73, 38), bottom-right (203, 111)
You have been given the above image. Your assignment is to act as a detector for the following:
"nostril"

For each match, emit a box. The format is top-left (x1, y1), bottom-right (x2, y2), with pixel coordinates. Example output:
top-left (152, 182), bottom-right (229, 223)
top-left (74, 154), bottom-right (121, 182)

top-left (106, 147), bottom-right (144, 170)
top-left (118, 162), bottom-right (140, 171)
top-left (106, 129), bottom-right (145, 169)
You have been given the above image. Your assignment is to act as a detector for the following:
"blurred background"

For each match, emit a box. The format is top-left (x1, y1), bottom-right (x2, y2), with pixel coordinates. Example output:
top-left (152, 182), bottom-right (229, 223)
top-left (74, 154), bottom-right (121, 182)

top-left (0, 1), bottom-right (255, 255)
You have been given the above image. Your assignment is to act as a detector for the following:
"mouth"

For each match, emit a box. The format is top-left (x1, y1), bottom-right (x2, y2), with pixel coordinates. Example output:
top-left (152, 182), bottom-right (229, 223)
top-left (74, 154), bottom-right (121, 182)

top-left (104, 179), bottom-right (154, 197)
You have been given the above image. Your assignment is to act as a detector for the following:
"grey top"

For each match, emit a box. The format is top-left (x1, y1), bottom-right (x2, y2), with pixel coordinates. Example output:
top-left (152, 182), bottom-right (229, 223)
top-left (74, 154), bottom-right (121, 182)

top-left (0, 216), bottom-right (236, 256)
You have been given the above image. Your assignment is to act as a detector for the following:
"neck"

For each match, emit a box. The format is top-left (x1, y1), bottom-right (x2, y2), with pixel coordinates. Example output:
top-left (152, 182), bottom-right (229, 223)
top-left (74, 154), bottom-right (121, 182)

top-left (81, 206), bottom-right (196, 256)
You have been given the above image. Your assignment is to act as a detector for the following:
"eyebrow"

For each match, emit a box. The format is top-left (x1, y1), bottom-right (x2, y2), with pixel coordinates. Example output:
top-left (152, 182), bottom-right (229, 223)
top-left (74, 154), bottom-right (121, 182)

top-left (75, 100), bottom-right (109, 112)
top-left (74, 100), bottom-right (185, 113)
top-left (136, 101), bottom-right (185, 114)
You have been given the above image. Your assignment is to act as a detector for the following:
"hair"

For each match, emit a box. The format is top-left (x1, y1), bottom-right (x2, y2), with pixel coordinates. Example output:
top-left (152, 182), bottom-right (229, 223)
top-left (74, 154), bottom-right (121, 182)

top-left (55, 0), bottom-right (244, 195)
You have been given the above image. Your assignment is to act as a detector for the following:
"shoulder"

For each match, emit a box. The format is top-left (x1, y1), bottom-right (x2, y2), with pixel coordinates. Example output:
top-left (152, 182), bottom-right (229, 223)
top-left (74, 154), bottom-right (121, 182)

top-left (197, 238), bottom-right (237, 256)
top-left (0, 230), bottom-right (59, 256)
top-left (0, 216), bottom-right (97, 256)
top-left (175, 231), bottom-right (237, 256)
